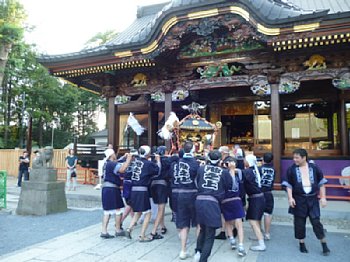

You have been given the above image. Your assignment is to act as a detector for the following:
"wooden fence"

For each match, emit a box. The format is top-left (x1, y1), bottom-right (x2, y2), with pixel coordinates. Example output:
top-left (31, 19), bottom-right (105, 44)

top-left (0, 149), bottom-right (68, 177)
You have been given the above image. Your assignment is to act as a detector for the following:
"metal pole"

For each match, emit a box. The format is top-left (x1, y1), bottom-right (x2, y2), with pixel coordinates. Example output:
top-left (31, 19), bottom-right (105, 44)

top-left (26, 116), bottom-right (33, 156)
top-left (51, 127), bottom-right (54, 148)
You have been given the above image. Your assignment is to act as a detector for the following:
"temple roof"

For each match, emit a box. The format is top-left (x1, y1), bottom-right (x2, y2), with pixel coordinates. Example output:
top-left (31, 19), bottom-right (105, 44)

top-left (39, 0), bottom-right (350, 64)
top-left (289, 0), bottom-right (350, 16)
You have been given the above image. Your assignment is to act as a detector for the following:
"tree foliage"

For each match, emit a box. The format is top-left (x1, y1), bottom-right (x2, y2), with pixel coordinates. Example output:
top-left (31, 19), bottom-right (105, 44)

top-left (0, 2), bottom-right (109, 149)
top-left (0, 41), bottom-right (105, 149)
top-left (0, 0), bottom-right (25, 44)
top-left (84, 30), bottom-right (117, 49)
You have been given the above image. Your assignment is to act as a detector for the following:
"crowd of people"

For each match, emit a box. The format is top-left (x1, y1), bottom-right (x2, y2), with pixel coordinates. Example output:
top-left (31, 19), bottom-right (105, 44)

top-left (100, 143), bottom-right (331, 261)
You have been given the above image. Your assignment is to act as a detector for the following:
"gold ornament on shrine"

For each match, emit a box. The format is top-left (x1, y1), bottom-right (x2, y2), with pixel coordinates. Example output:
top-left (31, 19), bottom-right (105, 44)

top-left (131, 73), bottom-right (148, 87)
top-left (303, 54), bottom-right (326, 70)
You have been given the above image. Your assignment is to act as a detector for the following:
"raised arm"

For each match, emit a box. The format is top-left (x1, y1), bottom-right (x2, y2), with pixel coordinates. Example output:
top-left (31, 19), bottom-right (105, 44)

top-left (118, 154), bottom-right (132, 174)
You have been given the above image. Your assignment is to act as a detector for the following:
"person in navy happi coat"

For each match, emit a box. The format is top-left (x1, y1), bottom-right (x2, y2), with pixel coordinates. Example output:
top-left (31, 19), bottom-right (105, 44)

top-left (194, 150), bottom-right (231, 262)
top-left (125, 145), bottom-right (160, 242)
top-left (282, 148), bottom-right (330, 255)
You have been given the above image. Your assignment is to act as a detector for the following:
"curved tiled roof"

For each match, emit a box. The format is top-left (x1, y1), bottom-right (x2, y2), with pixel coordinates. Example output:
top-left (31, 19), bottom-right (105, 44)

top-left (39, 0), bottom-right (349, 63)
top-left (289, 0), bottom-right (350, 15)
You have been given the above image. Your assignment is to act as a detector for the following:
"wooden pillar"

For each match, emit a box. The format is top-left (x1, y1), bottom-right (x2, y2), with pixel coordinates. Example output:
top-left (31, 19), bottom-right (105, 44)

top-left (164, 92), bottom-right (172, 150)
top-left (270, 84), bottom-right (282, 183)
top-left (148, 101), bottom-right (158, 147)
top-left (107, 97), bottom-right (119, 151)
top-left (339, 95), bottom-right (349, 155)
top-left (210, 104), bottom-right (221, 148)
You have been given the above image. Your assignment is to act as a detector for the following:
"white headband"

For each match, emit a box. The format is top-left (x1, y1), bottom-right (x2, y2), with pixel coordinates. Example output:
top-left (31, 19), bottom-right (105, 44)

top-left (245, 154), bottom-right (257, 167)
top-left (208, 155), bottom-right (220, 164)
top-left (139, 145), bottom-right (151, 157)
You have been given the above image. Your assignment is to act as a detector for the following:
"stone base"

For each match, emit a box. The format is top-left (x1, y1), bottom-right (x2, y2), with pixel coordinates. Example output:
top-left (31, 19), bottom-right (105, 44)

top-left (29, 168), bottom-right (57, 182)
top-left (16, 169), bottom-right (67, 216)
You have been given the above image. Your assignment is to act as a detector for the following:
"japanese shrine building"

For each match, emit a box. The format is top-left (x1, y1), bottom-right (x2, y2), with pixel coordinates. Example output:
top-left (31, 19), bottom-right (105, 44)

top-left (40, 0), bottom-right (350, 193)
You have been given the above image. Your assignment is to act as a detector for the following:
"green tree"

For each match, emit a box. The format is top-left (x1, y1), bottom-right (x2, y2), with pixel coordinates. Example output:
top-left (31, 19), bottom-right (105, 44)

top-left (0, 10), bottom-right (109, 149)
top-left (0, 0), bottom-right (25, 87)
top-left (84, 30), bottom-right (117, 49)
top-left (0, 40), bottom-right (104, 149)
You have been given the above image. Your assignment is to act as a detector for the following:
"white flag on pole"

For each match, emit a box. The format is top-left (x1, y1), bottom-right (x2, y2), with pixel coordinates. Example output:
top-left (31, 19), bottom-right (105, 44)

top-left (125, 112), bottom-right (145, 136)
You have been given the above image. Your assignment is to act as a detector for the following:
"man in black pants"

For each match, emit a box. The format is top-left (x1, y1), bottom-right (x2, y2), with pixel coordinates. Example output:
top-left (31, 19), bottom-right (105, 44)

top-left (17, 151), bottom-right (30, 187)
top-left (193, 150), bottom-right (231, 262)
top-left (282, 148), bottom-right (330, 256)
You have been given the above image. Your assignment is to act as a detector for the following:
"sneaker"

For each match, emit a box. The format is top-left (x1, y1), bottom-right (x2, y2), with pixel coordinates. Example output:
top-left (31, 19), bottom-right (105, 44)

top-left (230, 238), bottom-right (237, 250)
top-left (115, 230), bottom-right (126, 237)
top-left (250, 244), bottom-right (266, 251)
top-left (100, 233), bottom-right (114, 239)
top-left (215, 231), bottom-right (226, 240)
top-left (193, 251), bottom-right (201, 262)
top-left (179, 251), bottom-right (190, 260)
top-left (238, 246), bottom-right (247, 257)
top-left (264, 233), bottom-right (271, 241)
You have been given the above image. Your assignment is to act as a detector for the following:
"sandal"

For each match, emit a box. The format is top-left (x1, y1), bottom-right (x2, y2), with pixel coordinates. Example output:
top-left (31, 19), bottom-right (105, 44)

top-left (138, 236), bottom-right (153, 243)
top-left (125, 229), bottom-right (132, 239)
top-left (100, 233), bottom-right (114, 239)
top-left (151, 232), bottom-right (164, 240)
top-left (161, 227), bottom-right (167, 234)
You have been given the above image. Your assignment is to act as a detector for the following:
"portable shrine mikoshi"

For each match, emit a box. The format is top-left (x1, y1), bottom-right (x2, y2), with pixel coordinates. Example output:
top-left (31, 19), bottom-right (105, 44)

top-left (162, 102), bottom-right (221, 154)
top-left (176, 114), bottom-right (221, 154)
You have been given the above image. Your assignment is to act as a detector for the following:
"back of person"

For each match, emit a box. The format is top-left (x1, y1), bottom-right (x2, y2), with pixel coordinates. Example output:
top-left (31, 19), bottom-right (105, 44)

top-left (175, 157), bottom-right (199, 190)
top-left (225, 169), bottom-right (243, 198)
top-left (131, 157), bottom-right (159, 186)
top-left (260, 163), bottom-right (275, 192)
top-left (193, 150), bottom-right (233, 262)
top-left (104, 160), bottom-right (122, 186)
top-left (243, 167), bottom-right (262, 196)
top-left (197, 164), bottom-right (230, 202)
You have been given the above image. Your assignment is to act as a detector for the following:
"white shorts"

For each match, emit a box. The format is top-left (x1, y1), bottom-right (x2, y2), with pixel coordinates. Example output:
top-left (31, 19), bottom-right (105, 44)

top-left (103, 208), bottom-right (124, 216)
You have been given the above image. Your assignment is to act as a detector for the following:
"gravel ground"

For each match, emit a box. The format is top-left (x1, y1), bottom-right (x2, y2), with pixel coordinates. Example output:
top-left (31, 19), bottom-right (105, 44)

top-left (0, 209), bottom-right (101, 256)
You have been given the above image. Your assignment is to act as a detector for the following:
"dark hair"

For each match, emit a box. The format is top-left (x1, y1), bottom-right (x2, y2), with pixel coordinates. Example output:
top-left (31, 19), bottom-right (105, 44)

top-left (139, 147), bottom-right (146, 155)
top-left (23, 150), bottom-right (28, 154)
top-left (223, 156), bottom-right (237, 165)
top-left (263, 153), bottom-right (273, 163)
top-left (156, 146), bottom-right (167, 156)
top-left (208, 150), bottom-right (222, 162)
top-left (151, 146), bottom-right (158, 154)
top-left (183, 141), bottom-right (193, 153)
top-left (293, 148), bottom-right (308, 160)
